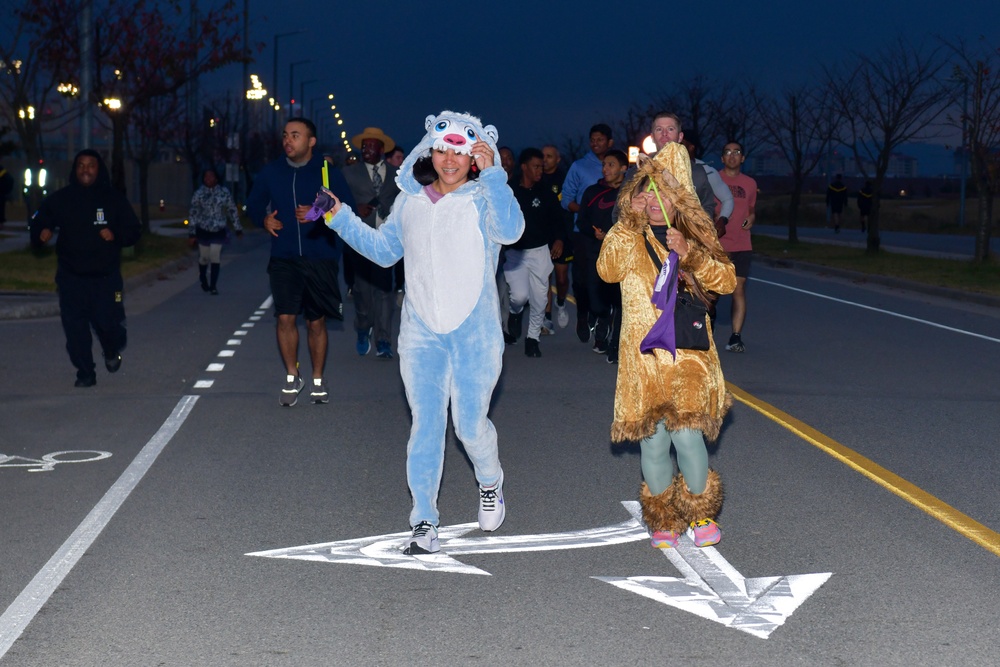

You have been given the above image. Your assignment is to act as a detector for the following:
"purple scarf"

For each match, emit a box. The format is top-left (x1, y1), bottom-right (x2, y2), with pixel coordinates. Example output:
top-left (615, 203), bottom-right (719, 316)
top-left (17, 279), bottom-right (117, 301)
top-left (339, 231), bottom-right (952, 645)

top-left (639, 248), bottom-right (680, 359)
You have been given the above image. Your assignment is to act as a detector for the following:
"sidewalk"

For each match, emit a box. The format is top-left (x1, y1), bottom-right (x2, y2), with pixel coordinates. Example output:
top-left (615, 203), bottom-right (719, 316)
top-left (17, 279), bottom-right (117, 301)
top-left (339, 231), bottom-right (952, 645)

top-left (0, 218), bottom-right (194, 320)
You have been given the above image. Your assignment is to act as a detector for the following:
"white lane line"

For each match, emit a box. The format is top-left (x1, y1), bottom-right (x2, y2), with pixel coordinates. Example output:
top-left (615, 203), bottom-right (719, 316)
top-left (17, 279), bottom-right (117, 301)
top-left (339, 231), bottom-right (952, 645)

top-left (217, 350), bottom-right (235, 358)
top-left (0, 395), bottom-right (199, 659)
top-left (206, 363), bottom-right (225, 372)
top-left (751, 277), bottom-right (1000, 344)
top-left (233, 330), bottom-right (248, 337)
top-left (194, 380), bottom-right (214, 388)
top-left (226, 339), bottom-right (241, 346)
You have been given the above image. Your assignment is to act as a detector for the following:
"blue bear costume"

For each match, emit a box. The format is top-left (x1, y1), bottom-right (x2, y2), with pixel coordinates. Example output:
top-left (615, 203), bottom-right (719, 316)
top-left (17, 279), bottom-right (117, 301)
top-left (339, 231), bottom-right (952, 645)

top-left (326, 111), bottom-right (525, 528)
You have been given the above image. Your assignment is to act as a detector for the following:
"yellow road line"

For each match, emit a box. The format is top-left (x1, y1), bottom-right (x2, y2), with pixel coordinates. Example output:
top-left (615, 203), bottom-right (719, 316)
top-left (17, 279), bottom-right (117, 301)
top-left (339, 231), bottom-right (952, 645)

top-left (728, 382), bottom-right (1000, 557)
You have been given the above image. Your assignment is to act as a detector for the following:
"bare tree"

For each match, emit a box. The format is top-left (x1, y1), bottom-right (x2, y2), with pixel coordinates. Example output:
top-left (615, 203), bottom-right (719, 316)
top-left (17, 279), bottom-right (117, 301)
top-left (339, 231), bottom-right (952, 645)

top-left (23, 0), bottom-right (246, 229)
top-left (752, 83), bottom-right (838, 242)
top-left (0, 0), bottom-right (78, 216)
top-left (947, 38), bottom-right (1000, 262)
top-left (826, 37), bottom-right (953, 252)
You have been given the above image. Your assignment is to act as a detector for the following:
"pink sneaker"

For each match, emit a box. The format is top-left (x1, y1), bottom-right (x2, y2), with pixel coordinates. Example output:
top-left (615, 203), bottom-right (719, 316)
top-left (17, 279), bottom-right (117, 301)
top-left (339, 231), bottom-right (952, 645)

top-left (690, 519), bottom-right (721, 547)
top-left (650, 530), bottom-right (681, 549)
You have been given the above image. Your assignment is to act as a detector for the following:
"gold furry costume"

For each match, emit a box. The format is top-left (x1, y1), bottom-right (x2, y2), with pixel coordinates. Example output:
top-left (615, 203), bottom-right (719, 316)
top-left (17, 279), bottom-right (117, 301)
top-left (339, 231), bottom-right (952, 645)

top-left (596, 143), bottom-right (736, 533)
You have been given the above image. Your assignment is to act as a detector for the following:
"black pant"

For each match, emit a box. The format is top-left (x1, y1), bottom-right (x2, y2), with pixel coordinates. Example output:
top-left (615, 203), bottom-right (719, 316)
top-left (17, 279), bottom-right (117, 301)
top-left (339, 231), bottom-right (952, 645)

top-left (56, 268), bottom-right (127, 380)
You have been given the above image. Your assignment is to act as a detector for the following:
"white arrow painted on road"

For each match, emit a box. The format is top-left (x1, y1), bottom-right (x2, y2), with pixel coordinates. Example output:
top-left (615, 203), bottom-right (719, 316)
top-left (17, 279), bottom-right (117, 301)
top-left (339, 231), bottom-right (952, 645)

top-left (594, 502), bottom-right (832, 639)
top-left (247, 503), bottom-right (650, 576)
top-left (249, 501), bottom-right (831, 637)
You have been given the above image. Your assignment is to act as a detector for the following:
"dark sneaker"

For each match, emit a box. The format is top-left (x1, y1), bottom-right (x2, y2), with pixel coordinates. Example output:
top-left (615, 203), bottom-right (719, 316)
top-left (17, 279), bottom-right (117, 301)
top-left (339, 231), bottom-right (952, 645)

top-left (606, 347), bottom-right (619, 364)
top-left (356, 328), bottom-right (372, 356)
top-left (279, 374), bottom-right (305, 407)
top-left (507, 311), bottom-right (523, 343)
top-left (725, 333), bottom-right (745, 353)
top-left (576, 319), bottom-right (591, 343)
top-left (478, 470), bottom-right (506, 531)
top-left (310, 378), bottom-right (329, 404)
top-left (104, 353), bottom-right (122, 373)
top-left (375, 340), bottom-right (393, 359)
top-left (524, 337), bottom-right (541, 358)
top-left (75, 375), bottom-right (97, 388)
top-left (592, 340), bottom-right (608, 354)
top-left (403, 521), bottom-right (439, 555)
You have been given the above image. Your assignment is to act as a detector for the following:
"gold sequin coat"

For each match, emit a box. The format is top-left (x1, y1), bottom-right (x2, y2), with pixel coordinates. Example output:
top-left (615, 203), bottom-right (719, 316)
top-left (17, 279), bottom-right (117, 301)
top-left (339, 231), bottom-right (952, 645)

top-left (596, 144), bottom-right (736, 443)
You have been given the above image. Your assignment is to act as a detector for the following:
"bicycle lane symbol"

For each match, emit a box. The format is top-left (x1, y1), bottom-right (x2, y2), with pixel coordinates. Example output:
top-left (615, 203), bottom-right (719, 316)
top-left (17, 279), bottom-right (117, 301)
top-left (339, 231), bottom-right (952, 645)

top-left (0, 451), bottom-right (113, 473)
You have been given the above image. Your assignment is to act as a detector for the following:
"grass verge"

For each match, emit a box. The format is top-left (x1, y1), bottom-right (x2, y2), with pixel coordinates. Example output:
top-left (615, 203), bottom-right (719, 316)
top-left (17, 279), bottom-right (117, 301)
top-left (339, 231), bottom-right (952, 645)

top-left (753, 235), bottom-right (1000, 297)
top-left (0, 234), bottom-right (192, 292)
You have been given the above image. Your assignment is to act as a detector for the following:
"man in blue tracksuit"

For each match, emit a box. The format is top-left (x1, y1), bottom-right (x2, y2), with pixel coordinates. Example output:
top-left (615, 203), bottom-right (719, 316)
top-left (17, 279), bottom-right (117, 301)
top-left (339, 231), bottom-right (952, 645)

top-left (246, 117), bottom-right (355, 407)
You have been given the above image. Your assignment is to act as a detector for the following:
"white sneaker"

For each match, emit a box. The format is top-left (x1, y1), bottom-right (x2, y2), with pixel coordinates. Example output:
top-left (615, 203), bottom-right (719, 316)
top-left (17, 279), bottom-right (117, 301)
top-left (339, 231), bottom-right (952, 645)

top-left (541, 318), bottom-right (555, 335)
top-left (556, 303), bottom-right (569, 328)
top-left (478, 470), bottom-right (506, 532)
top-left (403, 521), bottom-right (439, 555)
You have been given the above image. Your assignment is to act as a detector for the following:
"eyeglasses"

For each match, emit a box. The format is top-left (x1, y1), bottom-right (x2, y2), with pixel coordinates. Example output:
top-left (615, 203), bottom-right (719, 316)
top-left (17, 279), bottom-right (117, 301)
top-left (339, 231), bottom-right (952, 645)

top-left (723, 149), bottom-right (743, 156)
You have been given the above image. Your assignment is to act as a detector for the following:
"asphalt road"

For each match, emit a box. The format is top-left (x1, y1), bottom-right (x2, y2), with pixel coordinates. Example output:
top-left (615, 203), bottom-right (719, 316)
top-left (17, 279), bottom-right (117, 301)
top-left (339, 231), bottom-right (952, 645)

top-left (1, 234), bottom-right (999, 666)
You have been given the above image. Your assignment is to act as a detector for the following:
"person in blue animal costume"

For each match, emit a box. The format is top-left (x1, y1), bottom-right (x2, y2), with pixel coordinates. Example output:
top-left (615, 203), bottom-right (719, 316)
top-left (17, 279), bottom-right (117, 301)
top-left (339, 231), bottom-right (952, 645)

top-left (315, 111), bottom-right (525, 554)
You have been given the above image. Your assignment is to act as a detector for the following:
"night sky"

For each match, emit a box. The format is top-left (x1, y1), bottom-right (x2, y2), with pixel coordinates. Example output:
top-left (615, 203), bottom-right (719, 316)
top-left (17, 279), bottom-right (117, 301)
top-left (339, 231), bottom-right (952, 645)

top-left (228, 0), bottom-right (998, 157)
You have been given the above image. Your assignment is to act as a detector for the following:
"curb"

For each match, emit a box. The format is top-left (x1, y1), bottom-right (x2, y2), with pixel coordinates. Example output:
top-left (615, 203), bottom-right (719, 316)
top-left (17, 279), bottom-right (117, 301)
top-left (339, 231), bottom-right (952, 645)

top-left (756, 254), bottom-right (1000, 309)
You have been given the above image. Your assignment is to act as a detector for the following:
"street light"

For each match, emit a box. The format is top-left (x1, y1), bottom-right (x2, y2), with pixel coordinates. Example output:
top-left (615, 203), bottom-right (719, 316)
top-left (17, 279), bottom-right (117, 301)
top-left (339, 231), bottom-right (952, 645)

top-left (271, 30), bottom-right (306, 134)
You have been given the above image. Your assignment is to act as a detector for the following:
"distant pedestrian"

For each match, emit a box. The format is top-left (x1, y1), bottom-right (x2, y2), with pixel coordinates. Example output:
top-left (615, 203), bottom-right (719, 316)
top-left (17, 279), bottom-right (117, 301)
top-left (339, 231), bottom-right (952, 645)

top-left (562, 123), bottom-right (615, 343)
top-left (342, 127), bottom-right (402, 359)
top-left (827, 174), bottom-right (848, 233)
top-left (499, 146), bottom-right (516, 183)
top-left (540, 144), bottom-right (572, 333)
top-left (717, 141), bottom-right (757, 353)
top-left (30, 150), bottom-right (142, 387)
top-left (857, 181), bottom-right (873, 233)
top-left (246, 117), bottom-right (355, 407)
top-left (597, 143), bottom-right (735, 550)
top-left (505, 147), bottom-right (565, 357)
top-left (384, 145), bottom-right (405, 169)
top-left (188, 168), bottom-right (243, 295)
top-left (576, 148), bottom-right (628, 360)
top-left (316, 110), bottom-right (524, 555)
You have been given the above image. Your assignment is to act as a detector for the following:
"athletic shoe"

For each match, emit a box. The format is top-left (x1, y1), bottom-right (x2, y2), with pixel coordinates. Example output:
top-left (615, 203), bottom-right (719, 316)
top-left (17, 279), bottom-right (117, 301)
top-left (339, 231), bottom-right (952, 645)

top-left (403, 521), bottom-right (439, 555)
top-left (376, 341), bottom-right (393, 359)
top-left (104, 353), bottom-right (122, 373)
top-left (279, 374), bottom-right (305, 407)
top-left (541, 318), bottom-right (554, 335)
top-left (576, 319), bottom-right (591, 343)
top-left (478, 470), bottom-right (506, 531)
top-left (74, 375), bottom-right (97, 388)
top-left (650, 530), bottom-right (681, 549)
top-left (310, 378), bottom-right (329, 404)
top-left (725, 333), bottom-right (745, 353)
top-left (524, 337), bottom-right (541, 358)
top-left (556, 302), bottom-right (569, 328)
top-left (356, 328), bottom-right (372, 356)
top-left (606, 347), bottom-right (619, 364)
top-left (507, 311), bottom-right (523, 343)
top-left (690, 519), bottom-right (722, 547)
top-left (592, 340), bottom-right (608, 354)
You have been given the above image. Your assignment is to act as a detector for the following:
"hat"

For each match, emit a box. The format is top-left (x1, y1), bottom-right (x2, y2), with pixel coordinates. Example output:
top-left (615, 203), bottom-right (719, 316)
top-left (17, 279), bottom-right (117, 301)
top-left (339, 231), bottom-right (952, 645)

top-left (351, 127), bottom-right (395, 153)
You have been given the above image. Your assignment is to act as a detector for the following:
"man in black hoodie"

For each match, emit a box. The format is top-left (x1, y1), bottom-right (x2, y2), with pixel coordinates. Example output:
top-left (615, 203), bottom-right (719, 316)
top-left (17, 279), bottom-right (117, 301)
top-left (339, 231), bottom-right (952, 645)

top-left (31, 150), bottom-right (142, 387)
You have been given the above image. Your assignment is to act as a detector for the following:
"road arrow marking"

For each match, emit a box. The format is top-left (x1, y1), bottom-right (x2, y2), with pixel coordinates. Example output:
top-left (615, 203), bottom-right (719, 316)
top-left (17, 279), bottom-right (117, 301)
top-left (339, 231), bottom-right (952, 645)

top-left (594, 503), bottom-right (832, 639)
top-left (247, 503), bottom-right (650, 576)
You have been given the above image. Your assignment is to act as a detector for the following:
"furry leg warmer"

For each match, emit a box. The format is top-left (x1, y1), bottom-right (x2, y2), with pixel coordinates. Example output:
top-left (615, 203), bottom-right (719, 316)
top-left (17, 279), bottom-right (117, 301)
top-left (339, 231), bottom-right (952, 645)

top-left (639, 480), bottom-right (686, 533)
top-left (672, 469), bottom-right (724, 524)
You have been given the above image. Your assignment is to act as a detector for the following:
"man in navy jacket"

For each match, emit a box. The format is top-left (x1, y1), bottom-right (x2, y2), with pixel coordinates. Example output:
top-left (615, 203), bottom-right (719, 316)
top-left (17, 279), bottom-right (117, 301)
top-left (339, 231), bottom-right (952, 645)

top-left (246, 117), bottom-right (355, 406)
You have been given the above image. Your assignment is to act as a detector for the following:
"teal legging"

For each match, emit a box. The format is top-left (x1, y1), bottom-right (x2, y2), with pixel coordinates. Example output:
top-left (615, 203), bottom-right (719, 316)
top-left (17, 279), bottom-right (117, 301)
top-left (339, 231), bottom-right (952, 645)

top-left (639, 423), bottom-right (708, 496)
